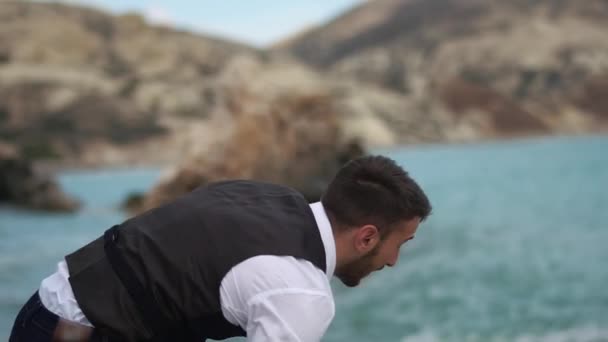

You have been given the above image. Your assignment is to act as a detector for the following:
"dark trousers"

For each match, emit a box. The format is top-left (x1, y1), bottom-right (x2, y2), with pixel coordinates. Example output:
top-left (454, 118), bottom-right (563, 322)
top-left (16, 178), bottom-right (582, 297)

top-left (9, 291), bottom-right (58, 342)
top-left (9, 291), bottom-right (108, 342)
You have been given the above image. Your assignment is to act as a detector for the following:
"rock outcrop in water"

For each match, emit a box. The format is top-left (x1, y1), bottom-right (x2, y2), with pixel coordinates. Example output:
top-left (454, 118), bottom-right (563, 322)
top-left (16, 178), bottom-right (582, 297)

top-left (0, 142), bottom-right (79, 212)
top-left (135, 56), bottom-right (365, 212)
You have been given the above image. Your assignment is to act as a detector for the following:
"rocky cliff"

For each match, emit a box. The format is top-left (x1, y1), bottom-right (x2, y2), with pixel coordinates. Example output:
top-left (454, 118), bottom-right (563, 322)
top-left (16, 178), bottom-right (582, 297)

top-left (3, 1), bottom-right (608, 211)
top-left (0, 1), bottom-right (255, 166)
top-left (6, 0), bottom-right (607, 165)
top-left (276, 0), bottom-right (608, 140)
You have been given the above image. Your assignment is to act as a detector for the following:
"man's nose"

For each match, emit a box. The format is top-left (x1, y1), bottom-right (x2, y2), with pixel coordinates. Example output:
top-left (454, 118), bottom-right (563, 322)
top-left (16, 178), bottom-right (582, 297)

top-left (387, 254), bottom-right (399, 267)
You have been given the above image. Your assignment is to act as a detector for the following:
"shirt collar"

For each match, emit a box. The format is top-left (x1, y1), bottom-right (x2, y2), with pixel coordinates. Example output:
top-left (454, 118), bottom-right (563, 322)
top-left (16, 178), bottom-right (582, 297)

top-left (309, 202), bottom-right (336, 279)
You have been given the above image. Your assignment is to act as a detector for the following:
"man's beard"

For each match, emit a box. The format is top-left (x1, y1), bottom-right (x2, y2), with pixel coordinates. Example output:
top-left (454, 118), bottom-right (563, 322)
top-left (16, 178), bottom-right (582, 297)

top-left (335, 244), bottom-right (381, 287)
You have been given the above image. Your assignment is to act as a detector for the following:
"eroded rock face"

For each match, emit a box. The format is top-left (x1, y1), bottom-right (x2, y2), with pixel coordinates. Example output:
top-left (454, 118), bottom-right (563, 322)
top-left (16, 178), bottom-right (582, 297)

top-left (276, 0), bottom-right (608, 137)
top-left (0, 2), bottom-right (255, 165)
top-left (0, 143), bottom-right (80, 212)
top-left (574, 75), bottom-right (608, 122)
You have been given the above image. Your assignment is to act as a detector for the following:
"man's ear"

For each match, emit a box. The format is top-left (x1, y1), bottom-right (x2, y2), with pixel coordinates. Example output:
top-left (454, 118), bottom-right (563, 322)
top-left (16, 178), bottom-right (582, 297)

top-left (355, 225), bottom-right (380, 253)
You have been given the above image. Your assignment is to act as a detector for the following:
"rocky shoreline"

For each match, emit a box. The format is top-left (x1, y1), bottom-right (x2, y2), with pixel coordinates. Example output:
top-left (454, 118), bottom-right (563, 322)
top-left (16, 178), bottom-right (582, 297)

top-left (2, 0), bottom-right (608, 212)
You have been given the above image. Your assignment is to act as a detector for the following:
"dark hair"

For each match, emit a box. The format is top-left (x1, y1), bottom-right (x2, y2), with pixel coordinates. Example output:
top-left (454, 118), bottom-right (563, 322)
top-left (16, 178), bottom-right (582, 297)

top-left (321, 155), bottom-right (432, 235)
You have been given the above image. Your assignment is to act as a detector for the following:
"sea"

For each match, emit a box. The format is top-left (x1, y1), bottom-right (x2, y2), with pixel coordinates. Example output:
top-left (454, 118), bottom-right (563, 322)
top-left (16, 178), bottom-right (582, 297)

top-left (1, 135), bottom-right (607, 342)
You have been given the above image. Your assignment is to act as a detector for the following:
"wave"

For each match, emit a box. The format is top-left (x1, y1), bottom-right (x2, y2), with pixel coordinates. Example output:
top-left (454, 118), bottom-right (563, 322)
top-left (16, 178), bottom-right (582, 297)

top-left (401, 326), bottom-right (608, 342)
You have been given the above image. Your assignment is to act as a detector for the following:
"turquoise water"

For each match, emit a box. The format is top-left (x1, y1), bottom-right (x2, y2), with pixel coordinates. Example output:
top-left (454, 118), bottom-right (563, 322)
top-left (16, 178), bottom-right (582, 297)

top-left (1, 136), bottom-right (607, 341)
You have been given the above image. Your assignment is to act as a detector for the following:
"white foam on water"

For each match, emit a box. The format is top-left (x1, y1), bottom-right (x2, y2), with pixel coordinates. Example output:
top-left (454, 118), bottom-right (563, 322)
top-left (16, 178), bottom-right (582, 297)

top-left (400, 326), bottom-right (608, 342)
top-left (401, 331), bottom-right (441, 342)
top-left (514, 326), bottom-right (608, 342)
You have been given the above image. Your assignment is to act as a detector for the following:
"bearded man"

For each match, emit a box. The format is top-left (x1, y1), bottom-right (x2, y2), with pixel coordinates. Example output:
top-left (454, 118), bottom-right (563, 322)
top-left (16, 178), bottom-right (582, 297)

top-left (10, 155), bottom-right (432, 342)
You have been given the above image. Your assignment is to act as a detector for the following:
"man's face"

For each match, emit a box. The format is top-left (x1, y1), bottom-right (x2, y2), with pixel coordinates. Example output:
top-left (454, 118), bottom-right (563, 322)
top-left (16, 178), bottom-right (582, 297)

top-left (335, 217), bottom-right (420, 287)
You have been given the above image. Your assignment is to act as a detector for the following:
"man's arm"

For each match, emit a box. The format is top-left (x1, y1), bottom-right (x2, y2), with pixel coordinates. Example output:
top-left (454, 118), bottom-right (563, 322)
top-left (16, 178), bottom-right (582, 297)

top-left (220, 255), bottom-right (335, 342)
top-left (244, 288), bottom-right (333, 341)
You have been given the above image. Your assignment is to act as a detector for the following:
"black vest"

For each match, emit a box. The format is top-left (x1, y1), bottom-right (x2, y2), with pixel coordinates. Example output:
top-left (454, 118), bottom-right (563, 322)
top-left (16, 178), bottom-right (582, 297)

top-left (65, 180), bottom-right (327, 341)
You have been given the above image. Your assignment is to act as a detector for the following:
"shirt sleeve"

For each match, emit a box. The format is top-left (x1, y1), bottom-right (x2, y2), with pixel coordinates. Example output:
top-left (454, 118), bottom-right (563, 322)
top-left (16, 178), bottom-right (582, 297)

top-left (220, 255), bottom-right (335, 342)
top-left (245, 288), bottom-right (334, 342)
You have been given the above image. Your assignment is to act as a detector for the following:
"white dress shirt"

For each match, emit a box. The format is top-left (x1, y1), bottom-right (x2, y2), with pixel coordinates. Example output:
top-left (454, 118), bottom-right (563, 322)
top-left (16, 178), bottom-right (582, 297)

top-left (39, 202), bottom-right (337, 341)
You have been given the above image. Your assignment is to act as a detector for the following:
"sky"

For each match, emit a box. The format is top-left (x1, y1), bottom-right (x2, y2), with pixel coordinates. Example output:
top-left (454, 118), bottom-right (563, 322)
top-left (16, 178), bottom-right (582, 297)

top-left (49, 0), bottom-right (365, 47)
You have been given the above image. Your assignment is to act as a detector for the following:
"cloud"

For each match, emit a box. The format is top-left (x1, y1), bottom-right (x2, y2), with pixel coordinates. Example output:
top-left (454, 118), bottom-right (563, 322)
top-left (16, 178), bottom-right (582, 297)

top-left (143, 5), bottom-right (174, 26)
